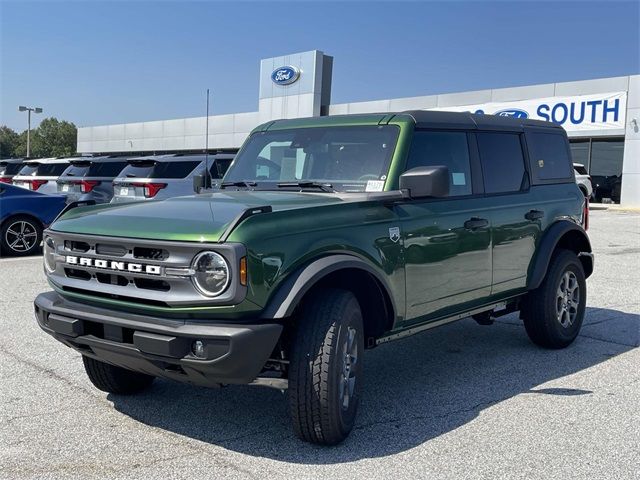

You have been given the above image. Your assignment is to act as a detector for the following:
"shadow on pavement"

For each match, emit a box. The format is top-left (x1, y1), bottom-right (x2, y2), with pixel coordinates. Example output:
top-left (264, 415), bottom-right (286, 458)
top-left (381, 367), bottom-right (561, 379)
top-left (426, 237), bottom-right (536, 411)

top-left (109, 306), bottom-right (638, 463)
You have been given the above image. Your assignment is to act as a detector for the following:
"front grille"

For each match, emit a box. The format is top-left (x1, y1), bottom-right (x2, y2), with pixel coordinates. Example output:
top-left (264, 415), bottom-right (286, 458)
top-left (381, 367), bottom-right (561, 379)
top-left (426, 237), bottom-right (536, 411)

top-left (47, 231), bottom-right (245, 307)
top-left (96, 243), bottom-right (127, 257)
top-left (134, 278), bottom-right (170, 292)
top-left (134, 247), bottom-right (168, 260)
top-left (96, 272), bottom-right (129, 286)
top-left (65, 268), bottom-right (91, 280)
top-left (65, 240), bottom-right (90, 252)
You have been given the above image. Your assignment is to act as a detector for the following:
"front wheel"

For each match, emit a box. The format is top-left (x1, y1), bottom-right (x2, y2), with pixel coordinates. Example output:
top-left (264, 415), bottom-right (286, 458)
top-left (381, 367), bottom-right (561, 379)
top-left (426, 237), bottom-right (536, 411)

top-left (288, 289), bottom-right (364, 445)
top-left (521, 249), bottom-right (587, 349)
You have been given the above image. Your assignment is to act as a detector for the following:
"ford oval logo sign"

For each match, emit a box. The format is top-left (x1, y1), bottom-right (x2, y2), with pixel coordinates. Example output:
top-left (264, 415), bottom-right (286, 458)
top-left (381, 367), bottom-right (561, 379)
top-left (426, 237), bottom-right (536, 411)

top-left (494, 108), bottom-right (529, 119)
top-left (271, 66), bottom-right (300, 86)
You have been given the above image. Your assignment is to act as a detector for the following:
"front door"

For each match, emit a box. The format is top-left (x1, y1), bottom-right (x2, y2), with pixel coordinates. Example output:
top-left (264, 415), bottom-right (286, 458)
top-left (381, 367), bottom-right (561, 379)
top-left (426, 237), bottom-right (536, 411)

top-left (398, 130), bottom-right (492, 323)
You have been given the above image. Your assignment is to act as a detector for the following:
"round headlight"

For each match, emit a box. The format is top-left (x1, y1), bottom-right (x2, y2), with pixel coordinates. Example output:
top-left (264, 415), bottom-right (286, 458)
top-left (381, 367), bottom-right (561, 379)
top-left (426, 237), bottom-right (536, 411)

top-left (43, 236), bottom-right (56, 273)
top-left (191, 251), bottom-right (230, 297)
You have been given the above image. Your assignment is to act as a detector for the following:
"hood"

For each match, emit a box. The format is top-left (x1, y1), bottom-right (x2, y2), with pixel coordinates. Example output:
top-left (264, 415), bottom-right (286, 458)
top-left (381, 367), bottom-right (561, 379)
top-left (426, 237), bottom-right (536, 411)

top-left (51, 190), bottom-right (345, 242)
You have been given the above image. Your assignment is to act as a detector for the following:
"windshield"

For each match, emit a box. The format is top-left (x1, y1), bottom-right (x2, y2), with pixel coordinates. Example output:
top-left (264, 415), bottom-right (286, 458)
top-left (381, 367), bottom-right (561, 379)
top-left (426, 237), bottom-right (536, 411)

top-left (223, 126), bottom-right (399, 192)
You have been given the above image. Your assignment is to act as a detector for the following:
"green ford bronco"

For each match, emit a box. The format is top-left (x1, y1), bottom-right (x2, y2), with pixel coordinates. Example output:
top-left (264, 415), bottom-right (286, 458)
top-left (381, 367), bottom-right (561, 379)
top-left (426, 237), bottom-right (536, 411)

top-left (35, 111), bottom-right (593, 445)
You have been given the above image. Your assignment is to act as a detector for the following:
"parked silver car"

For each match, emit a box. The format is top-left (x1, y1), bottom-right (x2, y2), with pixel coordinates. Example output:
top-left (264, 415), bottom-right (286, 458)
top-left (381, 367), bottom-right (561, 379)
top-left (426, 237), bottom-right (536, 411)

top-left (56, 156), bottom-right (129, 204)
top-left (110, 153), bottom-right (235, 203)
top-left (12, 158), bottom-right (71, 194)
top-left (0, 158), bottom-right (25, 184)
top-left (573, 163), bottom-right (593, 198)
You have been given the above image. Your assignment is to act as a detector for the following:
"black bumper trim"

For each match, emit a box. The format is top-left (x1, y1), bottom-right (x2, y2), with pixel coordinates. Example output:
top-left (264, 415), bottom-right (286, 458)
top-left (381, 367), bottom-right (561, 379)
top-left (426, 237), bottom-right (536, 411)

top-left (35, 291), bottom-right (283, 387)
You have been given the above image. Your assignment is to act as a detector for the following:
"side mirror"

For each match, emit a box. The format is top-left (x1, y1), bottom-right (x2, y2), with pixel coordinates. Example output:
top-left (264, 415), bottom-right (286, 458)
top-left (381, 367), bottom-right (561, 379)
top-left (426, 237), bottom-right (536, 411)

top-left (193, 174), bottom-right (204, 193)
top-left (399, 166), bottom-right (449, 199)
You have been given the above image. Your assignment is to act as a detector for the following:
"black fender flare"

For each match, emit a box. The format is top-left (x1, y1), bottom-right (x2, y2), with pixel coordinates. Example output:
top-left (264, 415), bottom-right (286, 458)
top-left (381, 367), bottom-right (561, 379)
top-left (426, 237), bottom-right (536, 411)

top-left (528, 220), bottom-right (593, 290)
top-left (260, 254), bottom-right (396, 320)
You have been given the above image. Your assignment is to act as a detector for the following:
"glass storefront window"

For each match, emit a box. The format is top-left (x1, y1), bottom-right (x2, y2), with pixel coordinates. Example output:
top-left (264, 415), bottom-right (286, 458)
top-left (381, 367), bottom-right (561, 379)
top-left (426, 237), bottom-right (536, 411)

top-left (569, 141), bottom-right (590, 170)
top-left (590, 139), bottom-right (624, 203)
top-left (569, 137), bottom-right (624, 204)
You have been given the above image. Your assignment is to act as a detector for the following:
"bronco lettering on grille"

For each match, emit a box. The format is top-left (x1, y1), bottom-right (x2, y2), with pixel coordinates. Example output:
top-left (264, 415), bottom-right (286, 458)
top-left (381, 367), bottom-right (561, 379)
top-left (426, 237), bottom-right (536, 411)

top-left (65, 255), bottom-right (161, 275)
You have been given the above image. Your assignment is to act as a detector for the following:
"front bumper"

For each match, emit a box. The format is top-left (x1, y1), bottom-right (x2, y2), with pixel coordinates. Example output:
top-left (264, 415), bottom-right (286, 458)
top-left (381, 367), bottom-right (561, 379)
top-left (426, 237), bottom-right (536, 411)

top-left (34, 291), bottom-right (283, 387)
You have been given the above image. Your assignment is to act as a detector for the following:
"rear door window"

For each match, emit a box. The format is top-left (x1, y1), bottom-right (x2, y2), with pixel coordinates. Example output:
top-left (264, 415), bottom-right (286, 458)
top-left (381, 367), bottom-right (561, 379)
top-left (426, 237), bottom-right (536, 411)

top-left (477, 133), bottom-right (527, 194)
top-left (527, 132), bottom-right (573, 182)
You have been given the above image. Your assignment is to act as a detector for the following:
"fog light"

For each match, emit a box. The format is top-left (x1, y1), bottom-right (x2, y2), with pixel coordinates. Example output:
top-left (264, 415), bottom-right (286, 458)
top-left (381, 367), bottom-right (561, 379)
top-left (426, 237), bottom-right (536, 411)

top-left (192, 340), bottom-right (205, 358)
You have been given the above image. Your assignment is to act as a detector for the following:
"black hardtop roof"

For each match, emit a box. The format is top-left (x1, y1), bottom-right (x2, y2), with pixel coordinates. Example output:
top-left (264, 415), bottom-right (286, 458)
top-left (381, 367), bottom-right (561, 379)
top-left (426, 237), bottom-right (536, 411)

top-left (263, 110), bottom-right (565, 133)
top-left (402, 110), bottom-right (564, 131)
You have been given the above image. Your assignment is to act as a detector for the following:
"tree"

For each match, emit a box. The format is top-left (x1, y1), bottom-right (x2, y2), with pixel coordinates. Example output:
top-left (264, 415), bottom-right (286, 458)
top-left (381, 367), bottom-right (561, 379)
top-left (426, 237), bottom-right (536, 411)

top-left (1, 118), bottom-right (77, 158)
top-left (30, 117), bottom-right (77, 157)
top-left (0, 126), bottom-right (20, 158)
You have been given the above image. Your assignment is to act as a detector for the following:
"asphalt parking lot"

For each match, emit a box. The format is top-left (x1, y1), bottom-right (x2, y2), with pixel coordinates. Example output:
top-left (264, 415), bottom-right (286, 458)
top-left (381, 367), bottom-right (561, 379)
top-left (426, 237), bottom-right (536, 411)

top-left (1, 209), bottom-right (638, 480)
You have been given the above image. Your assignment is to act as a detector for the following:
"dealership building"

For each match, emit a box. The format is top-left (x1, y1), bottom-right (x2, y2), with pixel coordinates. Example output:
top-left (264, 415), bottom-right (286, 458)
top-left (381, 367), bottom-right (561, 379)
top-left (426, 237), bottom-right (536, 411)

top-left (77, 50), bottom-right (640, 206)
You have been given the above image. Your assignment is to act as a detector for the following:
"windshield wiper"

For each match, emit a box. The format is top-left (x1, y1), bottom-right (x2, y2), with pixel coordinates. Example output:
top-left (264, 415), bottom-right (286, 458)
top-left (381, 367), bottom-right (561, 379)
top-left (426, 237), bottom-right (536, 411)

top-left (220, 180), bottom-right (257, 189)
top-left (277, 181), bottom-right (335, 192)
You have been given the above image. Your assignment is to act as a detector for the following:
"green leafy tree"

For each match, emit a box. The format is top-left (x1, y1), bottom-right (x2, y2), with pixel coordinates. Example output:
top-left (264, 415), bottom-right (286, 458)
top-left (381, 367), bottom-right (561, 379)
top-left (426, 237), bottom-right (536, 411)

top-left (12, 117), bottom-right (77, 158)
top-left (0, 126), bottom-right (20, 158)
top-left (30, 117), bottom-right (77, 157)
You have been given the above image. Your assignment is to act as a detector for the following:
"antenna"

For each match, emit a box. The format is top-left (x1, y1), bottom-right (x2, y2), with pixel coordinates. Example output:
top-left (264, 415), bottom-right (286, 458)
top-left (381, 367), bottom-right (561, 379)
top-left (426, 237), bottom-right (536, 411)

top-left (204, 88), bottom-right (210, 189)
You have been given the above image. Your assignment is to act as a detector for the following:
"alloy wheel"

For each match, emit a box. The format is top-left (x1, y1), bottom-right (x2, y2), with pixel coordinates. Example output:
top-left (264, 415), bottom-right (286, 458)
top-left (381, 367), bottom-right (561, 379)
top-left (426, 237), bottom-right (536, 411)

top-left (556, 271), bottom-right (580, 328)
top-left (339, 326), bottom-right (359, 410)
top-left (5, 220), bottom-right (38, 253)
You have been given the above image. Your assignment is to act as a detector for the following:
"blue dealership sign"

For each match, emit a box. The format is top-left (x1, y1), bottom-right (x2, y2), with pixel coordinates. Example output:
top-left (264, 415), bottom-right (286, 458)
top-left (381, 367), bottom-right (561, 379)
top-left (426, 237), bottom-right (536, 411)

top-left (271, 66), bottom-right (300, 86)
top-left (436, 92), bottom-right (626, 133)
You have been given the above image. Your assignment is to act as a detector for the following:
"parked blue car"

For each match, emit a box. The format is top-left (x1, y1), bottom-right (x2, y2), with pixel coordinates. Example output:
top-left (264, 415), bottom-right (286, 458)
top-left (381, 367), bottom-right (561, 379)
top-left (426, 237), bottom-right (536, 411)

top-left (0, 183), bottom-right (67, 256)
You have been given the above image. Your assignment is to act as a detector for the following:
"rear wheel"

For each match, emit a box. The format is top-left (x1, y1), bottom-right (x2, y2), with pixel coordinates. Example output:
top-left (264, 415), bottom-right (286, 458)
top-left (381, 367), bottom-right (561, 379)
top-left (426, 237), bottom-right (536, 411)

top-left (82, 356), bottom-right (155, 394)
top-left (288, 289), bottom-right (364, 445)
top-left (1, 216), bottom-right (42, 256)
top-left (521, 249), bottom-right (586, 348)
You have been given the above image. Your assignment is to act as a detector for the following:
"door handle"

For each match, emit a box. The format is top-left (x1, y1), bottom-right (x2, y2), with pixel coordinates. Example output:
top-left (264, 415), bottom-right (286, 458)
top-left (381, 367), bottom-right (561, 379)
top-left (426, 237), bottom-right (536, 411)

top-left (525, 210), bottom-right (544, 221)
top-left (464, 217), bottom-right (489, 230)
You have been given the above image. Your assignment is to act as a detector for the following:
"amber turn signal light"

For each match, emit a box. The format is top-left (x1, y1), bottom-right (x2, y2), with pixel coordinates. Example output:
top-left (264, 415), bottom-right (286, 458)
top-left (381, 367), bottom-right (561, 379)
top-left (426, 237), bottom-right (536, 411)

top-left (239, 257), bottom-right (247, 286)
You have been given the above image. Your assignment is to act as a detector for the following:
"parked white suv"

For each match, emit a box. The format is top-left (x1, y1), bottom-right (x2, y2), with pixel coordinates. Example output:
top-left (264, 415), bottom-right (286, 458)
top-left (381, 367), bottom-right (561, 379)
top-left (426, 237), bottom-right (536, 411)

top-left (12, 158), bottom-right (71, 194)
top-left (573, 163), bottom-right (593, 199)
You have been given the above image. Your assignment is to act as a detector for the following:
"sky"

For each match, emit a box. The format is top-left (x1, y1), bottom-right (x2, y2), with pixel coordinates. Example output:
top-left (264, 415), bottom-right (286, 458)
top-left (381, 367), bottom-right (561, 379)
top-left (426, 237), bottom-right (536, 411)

top-left (1, 1), bottom-right (639, 131)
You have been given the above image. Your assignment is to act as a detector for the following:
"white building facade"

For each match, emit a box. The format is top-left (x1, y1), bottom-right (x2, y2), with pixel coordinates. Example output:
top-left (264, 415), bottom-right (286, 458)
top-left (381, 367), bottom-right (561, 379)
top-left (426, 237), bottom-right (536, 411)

top-left (77, 50), bottom-right (639, 206)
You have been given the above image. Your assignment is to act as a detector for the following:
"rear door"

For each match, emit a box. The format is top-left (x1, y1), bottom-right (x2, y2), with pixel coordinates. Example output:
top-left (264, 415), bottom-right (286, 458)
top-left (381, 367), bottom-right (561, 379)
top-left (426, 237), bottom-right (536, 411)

top-left (475, 131), bottom-right (540, 295)
top-left (399, 130), bottom-right (492, 323)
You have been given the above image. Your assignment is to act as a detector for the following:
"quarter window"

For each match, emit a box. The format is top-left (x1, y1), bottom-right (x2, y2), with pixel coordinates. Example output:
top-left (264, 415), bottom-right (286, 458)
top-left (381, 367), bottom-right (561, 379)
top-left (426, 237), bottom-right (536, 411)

top-left (528, 133), bottom-right (572, 181)
top-left (406, 131), bottom-right (473, 196)
top-left (477, 133), bottom-right (526, 194)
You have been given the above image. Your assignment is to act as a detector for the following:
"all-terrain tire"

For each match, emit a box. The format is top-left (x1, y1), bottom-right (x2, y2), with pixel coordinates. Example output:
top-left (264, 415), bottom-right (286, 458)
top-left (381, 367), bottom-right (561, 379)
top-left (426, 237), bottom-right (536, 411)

top-left (521, 249), bottom-right (586, 349)
top-left (288, 289), bottom-right (364, 445)
top-left (82, 356), bottom-right (155, 394)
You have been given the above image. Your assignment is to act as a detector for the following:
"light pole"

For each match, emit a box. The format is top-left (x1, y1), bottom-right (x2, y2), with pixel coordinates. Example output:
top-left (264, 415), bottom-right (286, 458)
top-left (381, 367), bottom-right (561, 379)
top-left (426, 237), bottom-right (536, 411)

top-left (18, 106), bottom-right (43, 157)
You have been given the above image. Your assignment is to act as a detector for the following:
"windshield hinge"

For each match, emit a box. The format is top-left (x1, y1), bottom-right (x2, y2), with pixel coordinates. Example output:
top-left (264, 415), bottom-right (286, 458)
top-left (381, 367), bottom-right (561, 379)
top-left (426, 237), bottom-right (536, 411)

top-left (378, 114), bottom-right (397, 125)
top-left (218, 205), bottom-right (272, 243)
